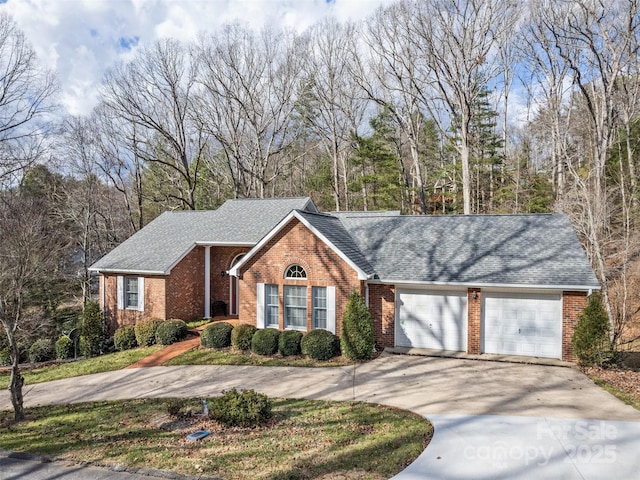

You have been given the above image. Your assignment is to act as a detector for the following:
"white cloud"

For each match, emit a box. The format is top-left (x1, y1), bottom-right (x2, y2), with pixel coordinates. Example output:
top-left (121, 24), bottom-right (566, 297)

top-left (1, 0), bottom-right (389, 117)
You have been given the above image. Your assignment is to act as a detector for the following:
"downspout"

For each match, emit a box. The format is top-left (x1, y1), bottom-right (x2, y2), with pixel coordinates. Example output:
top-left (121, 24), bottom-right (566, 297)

top-left (204, 246), bottom-right (211, 318)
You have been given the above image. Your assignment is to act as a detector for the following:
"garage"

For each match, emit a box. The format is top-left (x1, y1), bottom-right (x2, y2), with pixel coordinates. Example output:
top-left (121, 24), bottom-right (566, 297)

top-left (396, 289), bottom-right (467, 351)
top-left (483, 292), bottom-right (562, 359)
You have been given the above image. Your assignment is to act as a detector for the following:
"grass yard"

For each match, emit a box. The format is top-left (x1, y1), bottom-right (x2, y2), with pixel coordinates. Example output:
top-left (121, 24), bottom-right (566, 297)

top-left (0, 398), bottom-right (432, 480)
top-left (166, 347), bottom-right (355, 368)
top-left (0, 346), bottom-right (162, 389)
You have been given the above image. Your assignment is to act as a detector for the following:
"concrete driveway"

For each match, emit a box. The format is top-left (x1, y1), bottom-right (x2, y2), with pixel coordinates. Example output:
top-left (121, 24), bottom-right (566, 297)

top-left (1, 353), bottom-right (640, 479)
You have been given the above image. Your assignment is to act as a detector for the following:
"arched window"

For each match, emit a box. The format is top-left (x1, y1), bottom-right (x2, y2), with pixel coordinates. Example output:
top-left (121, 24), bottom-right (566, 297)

top-left (285, 264), bottom-right (307, 279)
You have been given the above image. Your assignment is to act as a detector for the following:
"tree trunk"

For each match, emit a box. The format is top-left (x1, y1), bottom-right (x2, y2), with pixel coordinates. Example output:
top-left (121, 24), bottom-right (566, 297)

top-left (9, 342), bottom-right (24, 421)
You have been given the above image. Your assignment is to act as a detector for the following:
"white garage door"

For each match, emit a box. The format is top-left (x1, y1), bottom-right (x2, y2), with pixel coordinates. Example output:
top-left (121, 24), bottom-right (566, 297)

top-left (396, 289), bottom-right (467, 351)
top-left (483, 292), bottom-right (562, 359)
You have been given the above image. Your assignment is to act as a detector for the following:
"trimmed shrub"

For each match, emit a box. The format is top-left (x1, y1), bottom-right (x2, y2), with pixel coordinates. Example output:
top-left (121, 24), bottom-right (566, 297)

top-left (251, 328), bottom-right (280, 356)
top-left (278, 330), bottom-right (303, 356)
top-left (114, 325), bottom-right (138, 351)
top-left (166, 398), bottom-right (186, 417)
top-left (301, 329), bottom-right (337, 361)
top-left (80, 301), bottom-right (105, 358)
top-left (231, 324), bottom-right (257, 351)
top-left (134, 317), bottom-right (164, 346)
top-left (209, 388), bottom-right (272, 427)
top-left (29, 338), bottom-right (54, 363)
top-left (55, 336), bottom-right (74, 360)
top-left (0, 347), bottom-right (11, 366)
top-left (341, 292), bottom-right (375, 360)
top-left (155, 319), bottom-right (188, 345)
top-left (572, 293), bottom-right (613, 366)
top-left (201, 322), bottom-right (234, 349)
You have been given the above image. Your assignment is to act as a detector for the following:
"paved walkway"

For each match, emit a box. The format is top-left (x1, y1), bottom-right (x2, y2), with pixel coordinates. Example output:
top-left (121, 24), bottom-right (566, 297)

top-left (2, 353), bottom-right (640, 479)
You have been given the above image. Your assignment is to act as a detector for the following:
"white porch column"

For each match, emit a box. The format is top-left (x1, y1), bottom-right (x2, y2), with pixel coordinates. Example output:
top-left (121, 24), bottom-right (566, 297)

top-left (204, 246), bottom-right (211, 318)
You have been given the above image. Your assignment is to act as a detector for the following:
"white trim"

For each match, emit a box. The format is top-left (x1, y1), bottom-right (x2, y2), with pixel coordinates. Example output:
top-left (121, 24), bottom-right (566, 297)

top-left (91, 268), bottom-right (167, 275)
top-left (256, 283), bottom-right (265, 328)
top-left (229, 211), bottom-right (370, 280)
top-left (137, 277), bottom-right (145, 311)
top-left (116, 276), bottom-right (124, 310)
top-left (371, 279), bottom-right (599, 292)
top-left (326, 286), bottom-right (336, 334)
top-left (195, 241), bottom-right (254, 247)
top-left (204, 246), bottom-right (211, 318)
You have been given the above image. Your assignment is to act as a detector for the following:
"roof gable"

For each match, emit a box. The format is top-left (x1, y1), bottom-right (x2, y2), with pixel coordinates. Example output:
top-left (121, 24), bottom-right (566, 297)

top-left (90, 197), bottom-right (316, 274)
top-left (229, 210), bottom-right (374, 280)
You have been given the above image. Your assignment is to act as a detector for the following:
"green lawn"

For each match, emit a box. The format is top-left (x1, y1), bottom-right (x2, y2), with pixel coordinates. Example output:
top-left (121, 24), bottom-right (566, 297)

top-left (0, 346), bottom-right (162, 389)
top-left (0, 397), bottom-right (432, 480)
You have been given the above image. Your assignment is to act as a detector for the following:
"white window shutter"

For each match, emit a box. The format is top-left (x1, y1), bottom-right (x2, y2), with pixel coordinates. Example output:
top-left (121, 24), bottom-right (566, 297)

top-left (256, 283), bottom-right (265, 328)
top-left (326, 286), bottom-right (336, 334)
top-left (117, 276), bottom-right (124, 310)
top-left (137, 277), bottom-right (145, 311)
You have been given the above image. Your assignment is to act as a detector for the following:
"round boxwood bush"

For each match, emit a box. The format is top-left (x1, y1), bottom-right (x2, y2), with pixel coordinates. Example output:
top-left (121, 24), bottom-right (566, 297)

top-left (278, 330), bottom-right (303, 356)
top-left (209, 388), bottom-right (272, 427)
top-left (341, 292), bottom-right (375, 360)
top-left (28, 338), bottom-right (55, 363)
top-left (201, 322), bottom-right (234, 349)
top-left (134, 317), bottom-right (164, 346)
top-left (251, 328), bottom-right (280, 356)
top-left (55, 336), bottom-right (74, 360)
top-left (231, 323), bottom-right (257, 351)
top-left (301, 329), bottom-right (337, 361)
top-left (155, 319), bottom-right (188, 345)
top-left (114, 325), bottom-right (138, 351)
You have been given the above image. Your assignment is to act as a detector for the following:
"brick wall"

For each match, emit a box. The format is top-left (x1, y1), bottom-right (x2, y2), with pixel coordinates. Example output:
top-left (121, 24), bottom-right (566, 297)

top-left (100, 246), bottom-right (251, 333)
top-left (368, 284), bottom-right (395, 348)
top-left (238, 218), bottom-right (361, 334)
top-left (209, 246), bottom-right (251, 315)
top-left (467, 288), bottom-right (482, 354)
top-left (101, 274), bottom-right (166, 334)
top-left (562, 291), bottom-right (588, 362)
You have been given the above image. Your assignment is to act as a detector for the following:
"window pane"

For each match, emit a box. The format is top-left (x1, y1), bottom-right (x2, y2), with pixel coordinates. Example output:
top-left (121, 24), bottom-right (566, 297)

top-left (313, 287), bottom-right (327, 330)
top-left (284, 286), bottom-right (307, 329)
top-left (265, 284), bottom-right (279, 327)
top-left (125, 277), bottom-right (138, 309)
top-left (285, 265), bottom-right (307, 279)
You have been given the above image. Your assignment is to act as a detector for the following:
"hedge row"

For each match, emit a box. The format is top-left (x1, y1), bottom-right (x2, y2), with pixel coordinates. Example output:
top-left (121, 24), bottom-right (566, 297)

top-left (200, 322), bottom-right (339, 360)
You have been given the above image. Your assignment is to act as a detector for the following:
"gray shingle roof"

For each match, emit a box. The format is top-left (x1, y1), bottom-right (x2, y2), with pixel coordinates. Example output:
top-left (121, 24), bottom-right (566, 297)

top-left (338, 213), bottom-right (599, 288)
top-left (90, 198), bottom-right (316, 274)
top-left (296, 211), bottom-right (375, 276)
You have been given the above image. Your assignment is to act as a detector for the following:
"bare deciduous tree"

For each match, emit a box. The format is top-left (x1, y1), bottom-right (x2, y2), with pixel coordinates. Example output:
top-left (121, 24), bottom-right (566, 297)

top-left (0, 193), bottom-right (64, 421)
top-left (100, 39), bottom-right (205, 210)
top-left (300, 18), bottom-right (368, 211)
top-left (195, 24), bottom-right (306, 198)
top-left (408, 0), bottom-right (519, 214)
top-left (0, 13), bottom-right (57, 186)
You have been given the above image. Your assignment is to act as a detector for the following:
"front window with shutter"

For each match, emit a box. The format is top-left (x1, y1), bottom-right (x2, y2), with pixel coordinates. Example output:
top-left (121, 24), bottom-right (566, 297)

top-left (125, 277), bottom-right (139, 309)
top-left (265, 284), bottom-right (279, 327)
top-left (312, 287), bottom-right (327, 329)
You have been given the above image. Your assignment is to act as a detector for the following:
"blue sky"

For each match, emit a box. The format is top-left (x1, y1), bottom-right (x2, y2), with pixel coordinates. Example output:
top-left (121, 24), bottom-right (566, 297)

top-left (1, 0), bottom-right (389, 116)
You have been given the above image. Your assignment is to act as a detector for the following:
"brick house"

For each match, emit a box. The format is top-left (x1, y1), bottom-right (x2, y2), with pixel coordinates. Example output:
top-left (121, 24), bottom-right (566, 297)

top-left (91, 198), bottom-right (600, 362)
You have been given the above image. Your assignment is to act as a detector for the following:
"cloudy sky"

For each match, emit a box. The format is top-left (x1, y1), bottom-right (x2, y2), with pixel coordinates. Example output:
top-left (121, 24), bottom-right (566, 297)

top-left (1, 0), bottom-right (389, 117)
